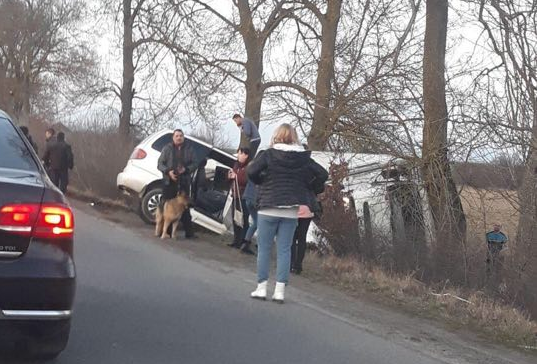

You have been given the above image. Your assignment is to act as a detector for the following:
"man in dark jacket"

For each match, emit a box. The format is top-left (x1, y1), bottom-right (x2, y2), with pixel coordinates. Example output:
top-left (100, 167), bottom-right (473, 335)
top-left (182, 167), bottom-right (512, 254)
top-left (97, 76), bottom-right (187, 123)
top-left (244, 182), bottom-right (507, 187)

top-left (486, 223), bottom-right (508, 275)
top-left (157, 129), bottom-right (199, 238)
top-left (42, 132), bottom-right (74, 193)
top-left (20, 126), bottom-right (38, 154)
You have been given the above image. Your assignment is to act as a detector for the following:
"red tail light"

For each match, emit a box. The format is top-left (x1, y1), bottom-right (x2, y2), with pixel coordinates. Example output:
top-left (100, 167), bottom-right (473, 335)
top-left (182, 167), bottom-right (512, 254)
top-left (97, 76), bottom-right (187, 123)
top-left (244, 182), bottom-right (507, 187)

top-left (34, 205), bottom-right (74, 238)
top-left (130, 148), bottom-right (147, 160)
top-left (0, 205), bottom-right (35, 234)
top-left (0, 204), bottom-right (74, 239)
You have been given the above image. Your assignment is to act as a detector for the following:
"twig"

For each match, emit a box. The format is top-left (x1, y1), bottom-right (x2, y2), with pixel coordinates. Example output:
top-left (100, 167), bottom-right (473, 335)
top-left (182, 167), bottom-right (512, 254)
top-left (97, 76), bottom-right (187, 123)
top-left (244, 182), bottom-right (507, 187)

top-left (430, 292), bottom-right (473, 305)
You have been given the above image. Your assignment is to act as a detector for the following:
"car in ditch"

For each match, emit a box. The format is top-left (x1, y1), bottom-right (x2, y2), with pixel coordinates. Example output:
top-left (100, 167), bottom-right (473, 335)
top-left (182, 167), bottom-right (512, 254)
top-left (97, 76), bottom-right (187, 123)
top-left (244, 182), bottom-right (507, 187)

top-left (117, 129), bottom-right (236, 234)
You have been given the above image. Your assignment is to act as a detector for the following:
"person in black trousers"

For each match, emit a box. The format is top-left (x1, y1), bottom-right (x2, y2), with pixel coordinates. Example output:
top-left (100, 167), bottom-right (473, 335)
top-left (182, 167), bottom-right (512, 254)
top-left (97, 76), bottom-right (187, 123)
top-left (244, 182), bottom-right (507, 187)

top-left (42, 132), bottom-right (74, 193)
top-left (157, 129), bottom-right (199, 239)
top-left (291, 145), bottom-right (327, 274)
top-left (290, 206), bottom-right (314, 274)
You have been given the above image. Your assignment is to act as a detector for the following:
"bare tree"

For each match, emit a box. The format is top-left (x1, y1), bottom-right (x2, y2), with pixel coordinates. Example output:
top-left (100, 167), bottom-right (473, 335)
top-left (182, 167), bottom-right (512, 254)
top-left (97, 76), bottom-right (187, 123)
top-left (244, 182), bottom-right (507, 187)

top-left (118, 0), bottom-right (140, 136)
top-left (149, 0), bottom-right (294, 133)
top-left (263, 0), bottom-right (341, 150)
top-left (96, 0), bottom-right (191, 137)
top-left (422, 0), bottom-right (467, 283)
top-left (264, 0), bottom-right (421, 152)
top-left (0, 0), bottom-right (95, 124)
top-left (102, 0), bottom-right (163, 136)
top-left (476, 0), bottom-right (537, 312)
top-left (301, 0), bottom-right (341, 151)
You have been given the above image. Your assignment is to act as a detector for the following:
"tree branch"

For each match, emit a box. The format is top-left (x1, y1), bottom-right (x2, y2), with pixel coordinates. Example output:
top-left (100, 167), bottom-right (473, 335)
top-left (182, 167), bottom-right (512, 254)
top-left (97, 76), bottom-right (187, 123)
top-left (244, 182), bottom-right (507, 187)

top-left (263, 81), bottom-right (316, 99)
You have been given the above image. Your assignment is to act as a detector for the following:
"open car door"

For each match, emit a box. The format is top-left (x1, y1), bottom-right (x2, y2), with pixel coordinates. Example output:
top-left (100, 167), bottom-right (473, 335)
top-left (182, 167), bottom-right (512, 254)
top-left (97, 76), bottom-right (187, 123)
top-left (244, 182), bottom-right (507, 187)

top-left (189, 142), bottom-right (236, 234)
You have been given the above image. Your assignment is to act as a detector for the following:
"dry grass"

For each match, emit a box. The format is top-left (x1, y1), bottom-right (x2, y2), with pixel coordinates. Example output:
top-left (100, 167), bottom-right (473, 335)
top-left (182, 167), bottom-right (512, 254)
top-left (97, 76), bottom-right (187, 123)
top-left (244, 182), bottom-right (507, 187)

top-left (306, 254), bottom-right (537, 349)
top-left (460, 187), bottom-right (519, 243)
top-left (68, 129), bottom-right (136, 199)
top-left (24, 117), bottom-right (136, 199)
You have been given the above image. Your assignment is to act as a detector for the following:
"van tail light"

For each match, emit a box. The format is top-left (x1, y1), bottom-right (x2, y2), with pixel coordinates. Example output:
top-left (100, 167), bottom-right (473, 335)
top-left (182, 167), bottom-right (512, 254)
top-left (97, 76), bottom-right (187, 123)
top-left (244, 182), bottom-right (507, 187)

top-left (130, 148), bottom-right (147, 160)
top-left (0, 204), bottom-right (74, 239)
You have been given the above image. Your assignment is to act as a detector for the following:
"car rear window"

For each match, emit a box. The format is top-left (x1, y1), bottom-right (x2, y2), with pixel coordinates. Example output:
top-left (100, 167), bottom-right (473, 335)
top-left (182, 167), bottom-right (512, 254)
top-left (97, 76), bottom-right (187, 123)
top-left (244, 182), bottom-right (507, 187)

top-left (0, 118), bottom-right (38, 171)
top-left (151, 133), bottom-right (172, 152)
top-left (152, 133), bottom-right (213, 164)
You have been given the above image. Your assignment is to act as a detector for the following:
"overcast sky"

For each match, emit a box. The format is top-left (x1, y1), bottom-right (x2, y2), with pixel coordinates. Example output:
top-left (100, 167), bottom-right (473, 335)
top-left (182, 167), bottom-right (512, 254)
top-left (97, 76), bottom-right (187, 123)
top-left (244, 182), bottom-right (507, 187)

top-left (82, 0), bottom-right (491, 152)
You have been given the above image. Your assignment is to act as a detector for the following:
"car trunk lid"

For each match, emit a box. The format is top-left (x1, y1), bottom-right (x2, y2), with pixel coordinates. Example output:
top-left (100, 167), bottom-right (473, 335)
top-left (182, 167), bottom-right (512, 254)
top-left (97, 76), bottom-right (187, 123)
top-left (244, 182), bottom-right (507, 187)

top-left (0, 169), bottom-right (45, 258)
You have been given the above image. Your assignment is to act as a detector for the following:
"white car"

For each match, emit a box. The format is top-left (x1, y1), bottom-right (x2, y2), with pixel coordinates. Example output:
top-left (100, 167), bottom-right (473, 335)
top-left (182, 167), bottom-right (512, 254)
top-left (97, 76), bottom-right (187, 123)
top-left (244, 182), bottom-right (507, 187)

top-left (117, 129), bottom-right (236, 234)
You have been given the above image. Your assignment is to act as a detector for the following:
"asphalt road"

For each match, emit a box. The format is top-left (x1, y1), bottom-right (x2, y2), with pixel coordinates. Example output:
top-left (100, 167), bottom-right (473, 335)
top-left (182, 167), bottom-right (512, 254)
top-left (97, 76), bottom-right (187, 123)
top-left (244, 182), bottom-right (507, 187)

top-left (3, 206), bottom-right (533, 363)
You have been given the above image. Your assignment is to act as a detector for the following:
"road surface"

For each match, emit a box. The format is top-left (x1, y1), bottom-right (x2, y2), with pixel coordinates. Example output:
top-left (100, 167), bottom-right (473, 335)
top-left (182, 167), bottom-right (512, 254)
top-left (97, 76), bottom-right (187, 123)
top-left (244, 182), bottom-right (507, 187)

top-left (3, 202), bottom-right (534, 363)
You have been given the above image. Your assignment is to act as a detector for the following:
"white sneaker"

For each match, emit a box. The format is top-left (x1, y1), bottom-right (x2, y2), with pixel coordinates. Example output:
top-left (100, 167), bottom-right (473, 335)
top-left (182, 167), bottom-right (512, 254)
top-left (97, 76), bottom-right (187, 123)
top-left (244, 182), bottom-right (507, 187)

top-left (272, 282), bottom-right (285, 303)
top-left (251, 281), bottom-right (267, 300)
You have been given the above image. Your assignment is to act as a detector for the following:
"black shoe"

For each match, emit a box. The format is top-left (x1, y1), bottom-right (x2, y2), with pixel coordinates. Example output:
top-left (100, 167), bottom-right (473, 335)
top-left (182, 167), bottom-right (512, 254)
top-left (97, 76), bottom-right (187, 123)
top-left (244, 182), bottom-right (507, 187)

top-left (239, 240), bottom-right (255, 255)
top-left (185, 233), bottom-right (197, 239)
top-left (240, 247), bottom-right (255, 255)
top-left (227, 241), bottom-right (241, 249)
top-left (290, 266), bottom-right (302, 275)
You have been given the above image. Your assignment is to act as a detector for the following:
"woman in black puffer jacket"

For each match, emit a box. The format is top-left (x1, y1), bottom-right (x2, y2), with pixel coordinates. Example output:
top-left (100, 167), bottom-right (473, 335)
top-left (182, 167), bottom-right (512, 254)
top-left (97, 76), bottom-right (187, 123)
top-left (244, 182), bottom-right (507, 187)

top-left (247, 124), bottom-right (328, 303)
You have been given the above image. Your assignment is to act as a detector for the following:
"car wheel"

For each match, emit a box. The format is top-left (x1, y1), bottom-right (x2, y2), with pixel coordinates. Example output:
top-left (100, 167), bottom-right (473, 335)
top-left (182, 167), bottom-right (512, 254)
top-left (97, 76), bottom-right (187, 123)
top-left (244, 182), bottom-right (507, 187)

top-left (140, 187), bottom-right (163, 224)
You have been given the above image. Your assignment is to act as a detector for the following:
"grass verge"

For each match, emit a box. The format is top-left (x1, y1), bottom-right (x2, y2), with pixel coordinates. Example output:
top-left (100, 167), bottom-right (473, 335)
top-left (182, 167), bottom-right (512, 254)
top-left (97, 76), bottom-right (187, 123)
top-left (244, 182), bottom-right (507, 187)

top-left (304, 254), bottom-right (537, 352)
top-left (67, 186), bottom-right (134, 213)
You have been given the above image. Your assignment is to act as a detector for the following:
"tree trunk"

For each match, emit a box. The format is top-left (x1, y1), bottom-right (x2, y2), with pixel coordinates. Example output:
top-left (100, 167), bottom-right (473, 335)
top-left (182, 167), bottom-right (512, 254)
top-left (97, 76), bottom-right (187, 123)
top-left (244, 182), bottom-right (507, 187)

top-left (244, 43), bottom-right (263, 127)
top-left (10, 56), bottom-right (32, 124)
top-left (422, 0), bottom-right (467, 284)
top-left (235, 0), bottom-right (265, 149)
top-left (363, 201), bottom-right (374, 260)
top-left (0, 68), bottom-right (6, 112)
top-left (236, 0), bottom-right (264, 131)
top-left (11, 77), bottom-right (27, 124)
top-left (516, 98), bottom-right (537, 314)
top-left (307, 0), bottom-right (342, 151)
top-left (119, 0), bottom-right (135, 137)
top-left (20, 74), bottom-right (31, 125)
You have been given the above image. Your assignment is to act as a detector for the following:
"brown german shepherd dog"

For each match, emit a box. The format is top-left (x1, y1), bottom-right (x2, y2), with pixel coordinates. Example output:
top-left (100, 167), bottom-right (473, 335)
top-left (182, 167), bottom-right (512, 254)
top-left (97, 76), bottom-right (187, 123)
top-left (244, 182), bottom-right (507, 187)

top-left (155, 192), bottom-right (189, 239)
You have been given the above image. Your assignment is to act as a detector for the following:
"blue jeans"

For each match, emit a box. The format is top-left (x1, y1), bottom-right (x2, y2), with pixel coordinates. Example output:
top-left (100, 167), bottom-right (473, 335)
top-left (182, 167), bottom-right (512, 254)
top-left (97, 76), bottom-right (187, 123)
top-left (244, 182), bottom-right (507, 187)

top-left (256, 214), bottom-right (298, 284)
top-left (244, 199), bottom-right (258, 241)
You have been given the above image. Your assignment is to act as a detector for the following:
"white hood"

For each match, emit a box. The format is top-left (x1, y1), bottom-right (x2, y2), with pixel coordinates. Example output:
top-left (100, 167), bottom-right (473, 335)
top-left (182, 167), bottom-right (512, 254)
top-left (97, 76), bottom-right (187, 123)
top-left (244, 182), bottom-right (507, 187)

top-left (272, 143), bottom-right (305, 152)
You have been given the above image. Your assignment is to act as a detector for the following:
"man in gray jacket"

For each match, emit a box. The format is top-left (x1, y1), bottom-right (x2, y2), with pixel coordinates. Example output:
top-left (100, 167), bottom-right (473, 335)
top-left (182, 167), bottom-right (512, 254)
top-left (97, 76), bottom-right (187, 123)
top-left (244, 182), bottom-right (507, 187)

top-left (232, 114), bottom-right (261, 157)
top-left (157, 129), bottom-right (199, 238)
